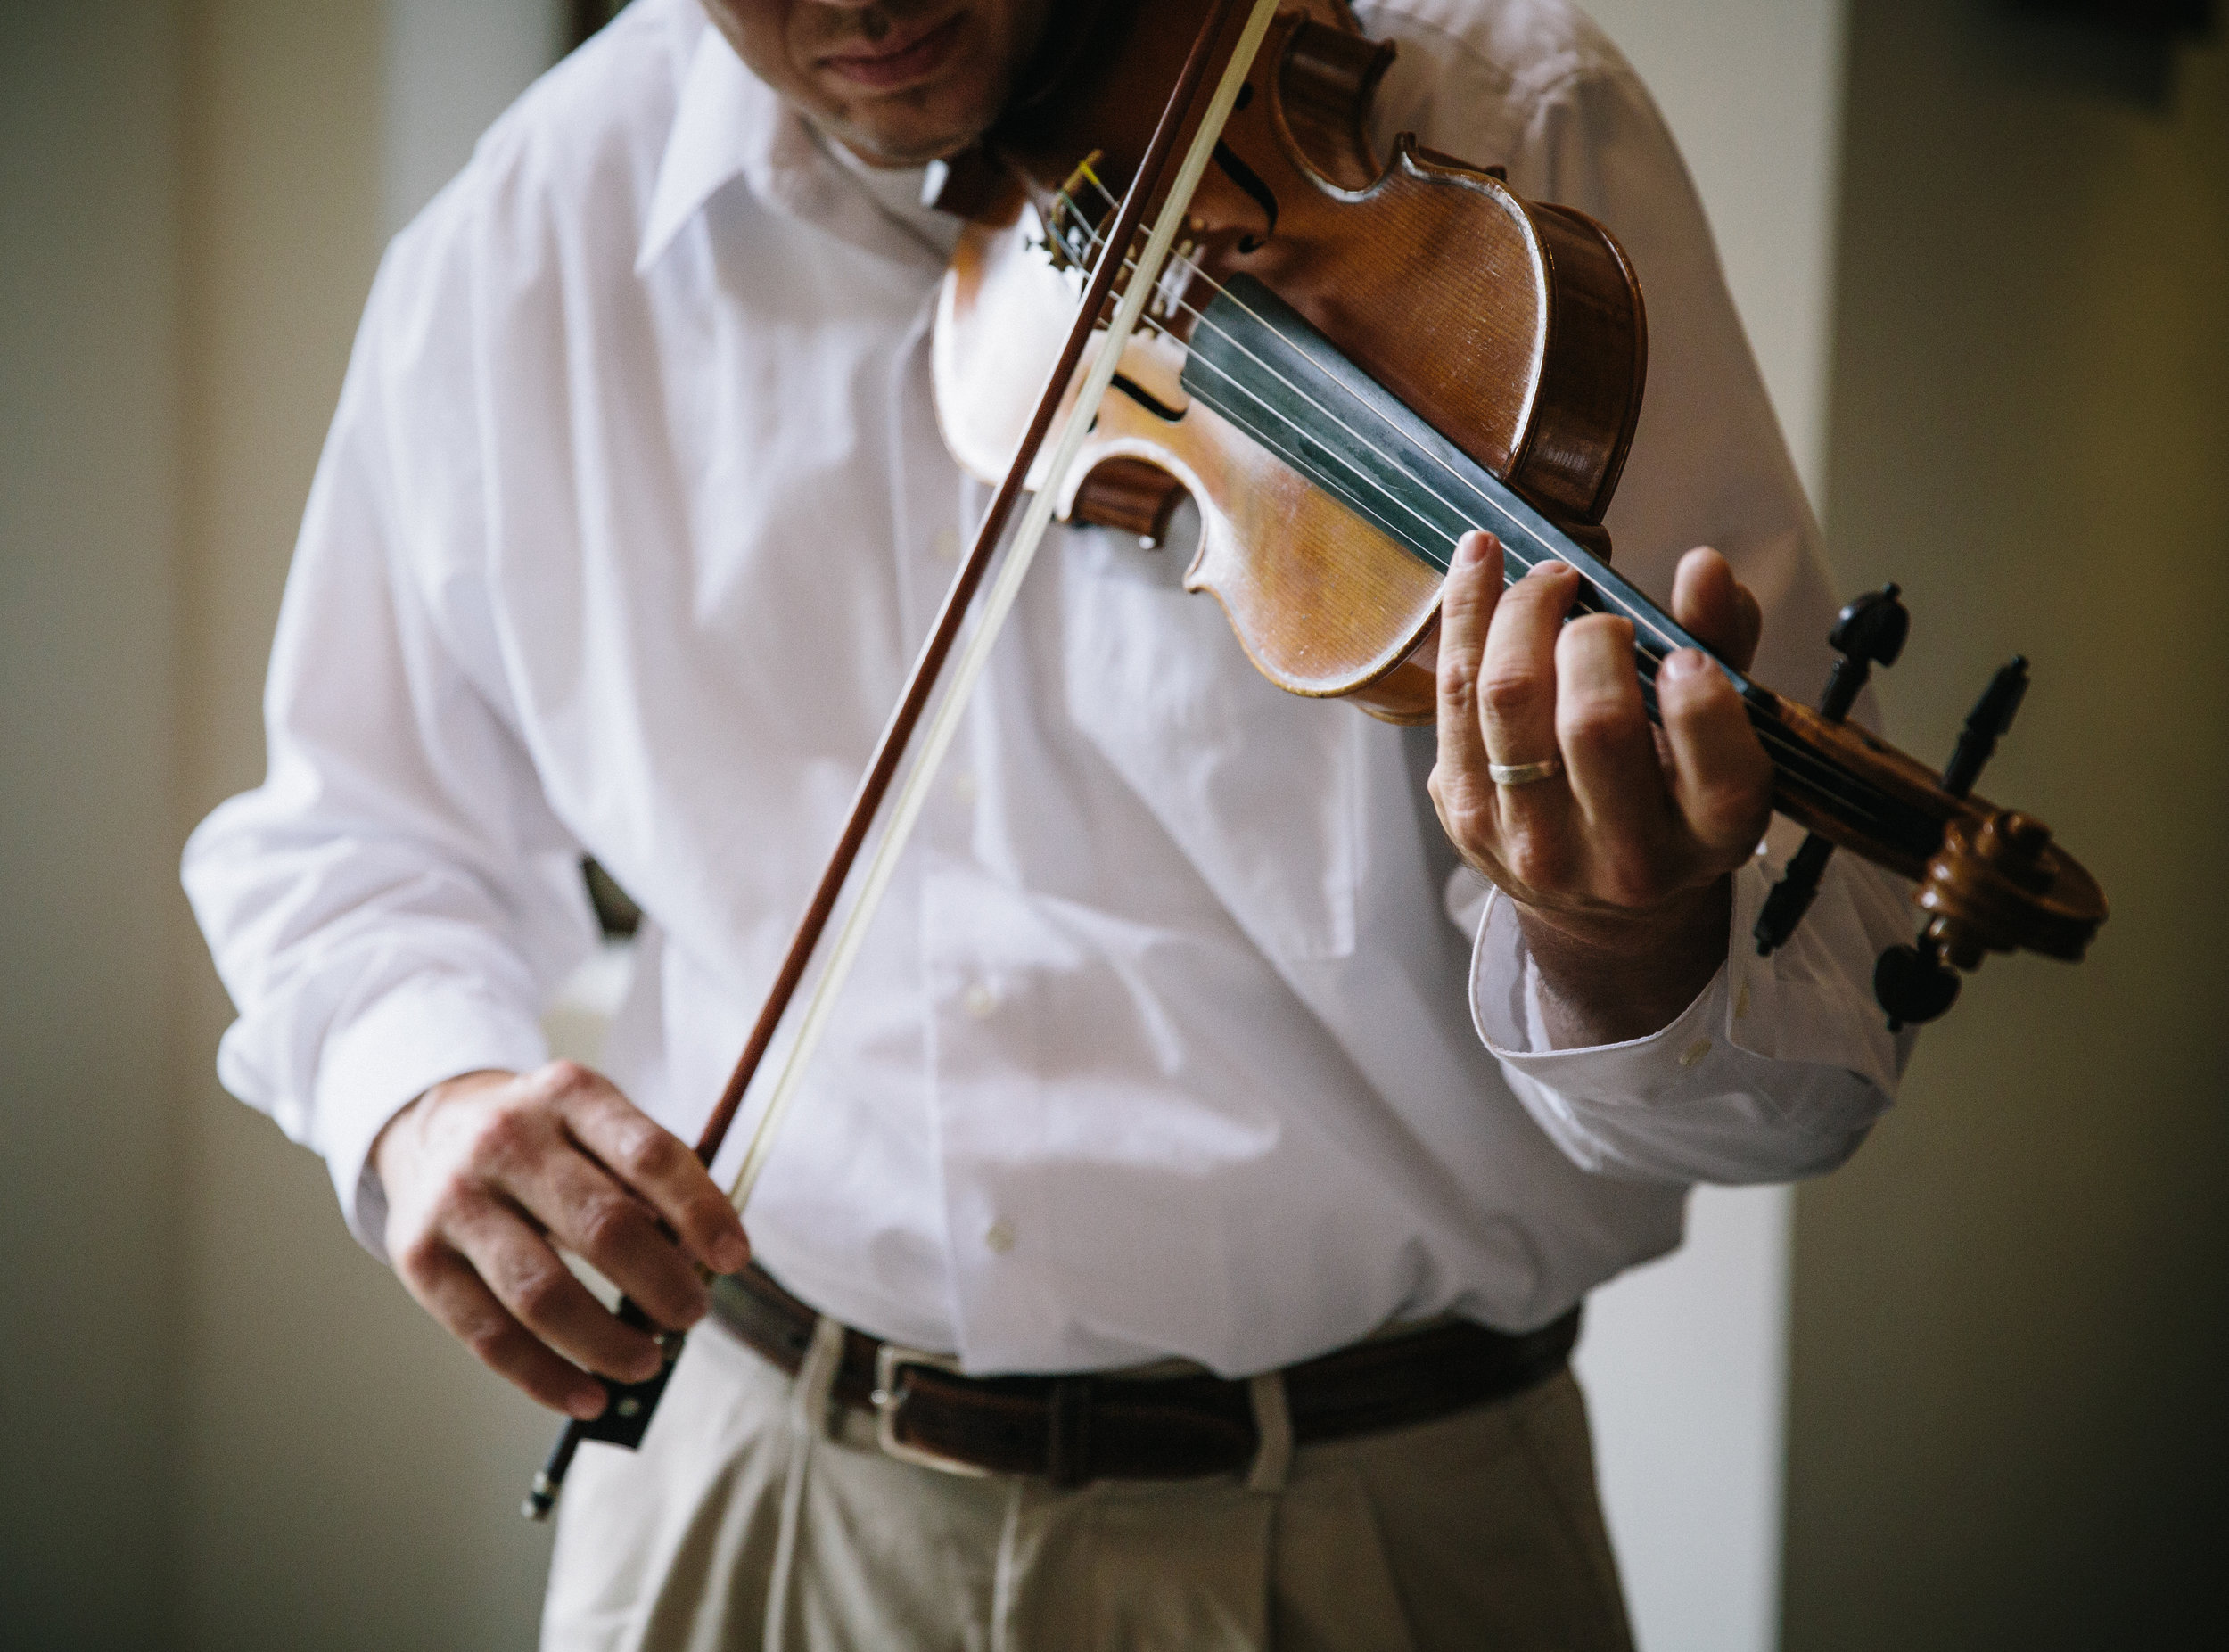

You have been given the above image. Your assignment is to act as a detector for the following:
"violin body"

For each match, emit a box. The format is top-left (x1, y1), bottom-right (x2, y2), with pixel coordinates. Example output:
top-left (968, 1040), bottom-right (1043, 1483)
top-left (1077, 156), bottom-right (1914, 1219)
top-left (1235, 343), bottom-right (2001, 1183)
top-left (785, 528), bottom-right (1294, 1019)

top-left (929, 0), bottom-right (2104, 982)
top-left (934, 4), bottom-right (1644, 722)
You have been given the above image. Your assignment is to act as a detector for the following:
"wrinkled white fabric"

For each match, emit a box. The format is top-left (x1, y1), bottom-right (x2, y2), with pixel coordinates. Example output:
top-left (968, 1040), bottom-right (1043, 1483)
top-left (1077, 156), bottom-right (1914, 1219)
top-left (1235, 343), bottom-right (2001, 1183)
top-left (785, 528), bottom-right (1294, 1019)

top-left (184, 0), bottom-right (1913, 1377)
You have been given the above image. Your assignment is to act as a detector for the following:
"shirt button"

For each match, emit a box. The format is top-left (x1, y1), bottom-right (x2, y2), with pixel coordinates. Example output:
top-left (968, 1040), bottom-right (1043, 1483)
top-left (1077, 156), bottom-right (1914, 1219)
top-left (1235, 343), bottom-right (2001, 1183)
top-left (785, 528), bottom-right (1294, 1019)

top-left (1678, 1038), bottom-right (1713, 1069)
top-left (984, 1218), bottom-right (1016, 1255)
top-left (961, 982), bottom-right (998, 1019)
top-left (931, 528), bottom-right (962, 563)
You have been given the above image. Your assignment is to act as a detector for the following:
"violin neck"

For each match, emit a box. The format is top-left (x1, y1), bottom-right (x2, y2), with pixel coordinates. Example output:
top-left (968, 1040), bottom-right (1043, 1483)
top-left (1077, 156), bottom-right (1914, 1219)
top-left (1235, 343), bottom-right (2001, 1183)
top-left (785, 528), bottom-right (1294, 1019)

top-left (1181, 275), bottom-right (1947, 875)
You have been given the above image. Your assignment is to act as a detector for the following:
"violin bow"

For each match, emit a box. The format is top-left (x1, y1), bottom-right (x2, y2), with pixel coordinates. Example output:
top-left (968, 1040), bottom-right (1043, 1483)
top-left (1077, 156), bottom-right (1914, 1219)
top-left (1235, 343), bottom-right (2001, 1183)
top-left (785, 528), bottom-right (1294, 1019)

top-left (524, 0), bottom-right (1282, 1521)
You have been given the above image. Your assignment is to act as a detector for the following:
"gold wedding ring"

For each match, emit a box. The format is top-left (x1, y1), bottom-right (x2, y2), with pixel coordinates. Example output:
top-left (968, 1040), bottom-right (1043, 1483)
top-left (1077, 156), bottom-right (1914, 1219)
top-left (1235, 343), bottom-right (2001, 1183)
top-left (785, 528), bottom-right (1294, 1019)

top-left (1487, 757), bottom-right (1565, 787)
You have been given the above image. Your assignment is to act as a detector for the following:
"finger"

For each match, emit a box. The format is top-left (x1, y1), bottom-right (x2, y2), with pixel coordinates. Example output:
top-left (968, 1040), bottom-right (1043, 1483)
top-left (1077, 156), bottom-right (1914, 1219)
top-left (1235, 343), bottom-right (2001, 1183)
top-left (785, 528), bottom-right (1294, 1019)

top-left (1477, 557), bottom-right (1579, 769)
top-left (1655, 648), bottom-right (1773, 859)
top-left (1555, 613), bottom-right (1676, 903)
top-left (537, 1062), bottom-right (751, 1278)
top-left (449, 1196), bottom-right (666, 1385)
top-left (1670, 547), bottom-right (1763, 672)
top-left (1434, 530), bottom-right (1505, 785)
top-left (509, 1145), bottom-right (711, 1332)
top-left (399, 1242), bottom-right (610, 1418)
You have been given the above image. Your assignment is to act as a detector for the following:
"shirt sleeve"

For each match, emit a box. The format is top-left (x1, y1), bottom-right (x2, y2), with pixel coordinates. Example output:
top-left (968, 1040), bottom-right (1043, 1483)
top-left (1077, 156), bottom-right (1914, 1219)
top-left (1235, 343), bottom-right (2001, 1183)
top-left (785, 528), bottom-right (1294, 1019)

top-left (1467, 823), bottom-right (1915, 1185)
top-left (1416, 29), bottom-right (1916, 1179)
top-left (181, 230), bottom-right (596, 1256)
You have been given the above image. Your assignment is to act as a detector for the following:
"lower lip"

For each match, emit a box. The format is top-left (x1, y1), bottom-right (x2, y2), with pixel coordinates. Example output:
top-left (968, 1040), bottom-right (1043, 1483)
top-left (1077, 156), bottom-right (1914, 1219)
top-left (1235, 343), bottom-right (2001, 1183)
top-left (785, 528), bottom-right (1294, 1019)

top-left (820, 15), bottom-right (966, 92)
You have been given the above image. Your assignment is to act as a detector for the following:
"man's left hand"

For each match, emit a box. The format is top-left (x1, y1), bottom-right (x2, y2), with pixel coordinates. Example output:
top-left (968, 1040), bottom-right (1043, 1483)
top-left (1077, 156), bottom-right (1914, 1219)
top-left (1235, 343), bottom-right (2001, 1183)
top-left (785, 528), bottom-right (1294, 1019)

top-left (1428, 530), bottom-right (1773, 1048)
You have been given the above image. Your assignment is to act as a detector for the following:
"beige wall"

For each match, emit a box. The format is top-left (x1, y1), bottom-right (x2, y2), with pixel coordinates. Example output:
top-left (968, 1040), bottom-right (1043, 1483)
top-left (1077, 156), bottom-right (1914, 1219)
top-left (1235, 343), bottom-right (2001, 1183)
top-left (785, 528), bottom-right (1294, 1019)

top-left (2, 4), bottom-right (185, 1645)
top-left (1, 1), bottom-right (554, 1646)
top-left (1786, 3), bottom-right (2228, 1647)
top-left (171, 3), bottom-right (561, 1648)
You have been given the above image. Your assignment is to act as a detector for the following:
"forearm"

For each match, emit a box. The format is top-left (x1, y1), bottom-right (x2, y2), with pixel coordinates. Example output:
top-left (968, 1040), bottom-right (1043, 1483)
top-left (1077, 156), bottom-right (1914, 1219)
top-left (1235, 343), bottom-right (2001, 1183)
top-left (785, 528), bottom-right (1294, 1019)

top-left (1513, 875), bottom-right (1732, 1048)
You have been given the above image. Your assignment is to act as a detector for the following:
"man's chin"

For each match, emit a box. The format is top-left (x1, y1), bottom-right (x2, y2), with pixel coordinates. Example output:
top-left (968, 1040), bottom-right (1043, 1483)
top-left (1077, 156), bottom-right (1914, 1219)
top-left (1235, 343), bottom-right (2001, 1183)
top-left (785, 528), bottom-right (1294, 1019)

top-left (827, 109), bottom-right (987, 168)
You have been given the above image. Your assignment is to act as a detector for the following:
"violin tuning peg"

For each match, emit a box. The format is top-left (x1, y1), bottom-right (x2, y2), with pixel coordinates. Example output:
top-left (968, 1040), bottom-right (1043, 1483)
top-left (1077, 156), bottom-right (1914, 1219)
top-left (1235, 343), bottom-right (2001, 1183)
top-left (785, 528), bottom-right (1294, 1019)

top-left (1941, 657), bottom-right (2028, 800)
top-left (1874, 938), bottom-right (1962, 1031)
top-left (1819, 583), bottom-right (1909, 722)
top-left (1755, 832), bottom-right (1834, 957)
top-left (1760, 583), bottom-right (1914, 955)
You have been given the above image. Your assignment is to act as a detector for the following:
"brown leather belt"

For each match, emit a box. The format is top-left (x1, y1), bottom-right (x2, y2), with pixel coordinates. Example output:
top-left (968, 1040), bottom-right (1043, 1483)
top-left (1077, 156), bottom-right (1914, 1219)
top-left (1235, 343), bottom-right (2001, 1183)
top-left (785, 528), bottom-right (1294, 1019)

top-left (708, 1263), bottom-right (1579, 1486)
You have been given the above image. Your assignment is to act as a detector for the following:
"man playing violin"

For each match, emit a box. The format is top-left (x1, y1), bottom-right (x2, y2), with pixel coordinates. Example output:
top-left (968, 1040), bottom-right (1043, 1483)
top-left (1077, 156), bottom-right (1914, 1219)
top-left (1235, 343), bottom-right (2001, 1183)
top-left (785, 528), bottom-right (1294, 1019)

top-left (186, 1), bottom-right (1914, 1647)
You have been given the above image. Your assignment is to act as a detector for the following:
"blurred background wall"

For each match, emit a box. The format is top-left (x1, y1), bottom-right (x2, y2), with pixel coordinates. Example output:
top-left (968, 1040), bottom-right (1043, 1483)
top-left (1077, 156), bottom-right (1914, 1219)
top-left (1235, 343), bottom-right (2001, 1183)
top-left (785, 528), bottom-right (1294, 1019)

top-left (2, 2), bottom-right (2221, 1649)
top-left (3, 5), bottom-right (185, 1647)
top-left (1785, 3), bottom-right (2227, 1648)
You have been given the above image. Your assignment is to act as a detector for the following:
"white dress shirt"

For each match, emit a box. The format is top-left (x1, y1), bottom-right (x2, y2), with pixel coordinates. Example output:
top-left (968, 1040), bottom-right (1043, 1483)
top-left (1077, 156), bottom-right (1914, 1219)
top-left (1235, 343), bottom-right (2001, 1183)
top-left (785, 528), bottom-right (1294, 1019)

top-left (184, 0), bottom-right (1915, 1377)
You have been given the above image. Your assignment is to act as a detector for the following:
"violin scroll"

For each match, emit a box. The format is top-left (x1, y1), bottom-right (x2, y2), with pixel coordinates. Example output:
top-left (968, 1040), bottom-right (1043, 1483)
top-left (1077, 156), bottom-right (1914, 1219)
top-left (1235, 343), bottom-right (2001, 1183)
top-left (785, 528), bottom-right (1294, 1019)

top-left (1868, 656), bottom-right (2105, 1028)
top-left (1878, 811), bottom-right (2061, 1029)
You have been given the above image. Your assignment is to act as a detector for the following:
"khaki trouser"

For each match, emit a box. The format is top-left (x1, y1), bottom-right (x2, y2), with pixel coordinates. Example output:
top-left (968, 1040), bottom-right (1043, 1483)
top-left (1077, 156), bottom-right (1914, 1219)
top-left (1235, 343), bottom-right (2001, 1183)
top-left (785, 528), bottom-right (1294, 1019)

top-left (544, 1317), bottom-right (1634, 1651)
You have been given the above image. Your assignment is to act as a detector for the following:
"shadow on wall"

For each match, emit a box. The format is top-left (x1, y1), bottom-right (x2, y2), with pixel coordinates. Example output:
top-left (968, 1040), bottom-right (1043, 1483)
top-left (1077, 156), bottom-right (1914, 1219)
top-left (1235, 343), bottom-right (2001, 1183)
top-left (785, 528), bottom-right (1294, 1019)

top-left (2003, 0), bottom-right (2214, 106)
top-left (1786, 2), bottom-right (2228, 1649)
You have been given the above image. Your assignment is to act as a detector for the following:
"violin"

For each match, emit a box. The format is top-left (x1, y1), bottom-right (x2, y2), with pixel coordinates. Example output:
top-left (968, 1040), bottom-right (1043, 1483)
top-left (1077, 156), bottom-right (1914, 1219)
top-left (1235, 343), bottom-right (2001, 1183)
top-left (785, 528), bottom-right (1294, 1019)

top-left (521, 0), bottom-right (2106, 1519)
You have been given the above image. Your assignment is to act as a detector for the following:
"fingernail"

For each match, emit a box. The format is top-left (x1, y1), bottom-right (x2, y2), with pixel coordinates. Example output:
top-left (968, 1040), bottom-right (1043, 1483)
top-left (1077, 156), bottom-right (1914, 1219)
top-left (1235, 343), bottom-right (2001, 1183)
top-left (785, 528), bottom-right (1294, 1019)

top-left (711, 1232), bottom-right (750, 1274)
top-left (567, 1385), bottom-right (607, 1421)
top-left (1459, 531), bottom-right (1493, 565)
top-left (1661, 648), bottom-right (1706, 680)
top-left (1526, 557), bottom-right (1567, 579)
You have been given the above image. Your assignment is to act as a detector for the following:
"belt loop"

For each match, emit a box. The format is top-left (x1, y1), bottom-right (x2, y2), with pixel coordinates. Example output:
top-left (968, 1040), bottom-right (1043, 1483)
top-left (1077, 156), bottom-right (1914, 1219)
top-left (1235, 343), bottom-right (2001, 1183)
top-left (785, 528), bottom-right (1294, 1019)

top-left (792, 1311), bottom-right (847, 1440)
top-left (1245, 1370), bottom-right (1292, 1494)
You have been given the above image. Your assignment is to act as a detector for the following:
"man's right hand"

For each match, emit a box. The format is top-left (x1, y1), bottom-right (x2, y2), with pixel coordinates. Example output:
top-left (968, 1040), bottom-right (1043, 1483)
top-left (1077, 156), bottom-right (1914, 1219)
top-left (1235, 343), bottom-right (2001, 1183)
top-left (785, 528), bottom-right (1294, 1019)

top-left (372, 1061), bottom-right (751, 1418)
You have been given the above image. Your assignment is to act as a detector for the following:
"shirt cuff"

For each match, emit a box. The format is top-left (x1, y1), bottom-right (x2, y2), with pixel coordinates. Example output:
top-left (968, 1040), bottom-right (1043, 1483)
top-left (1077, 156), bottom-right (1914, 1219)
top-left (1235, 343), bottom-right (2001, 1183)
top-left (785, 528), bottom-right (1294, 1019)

top-left (313, 980), bottom-right (549, 1260)
top-left (1468, 880), bottom-right (1731, 1098)
top-left (1467, 852), bottom-right (1905, 1183)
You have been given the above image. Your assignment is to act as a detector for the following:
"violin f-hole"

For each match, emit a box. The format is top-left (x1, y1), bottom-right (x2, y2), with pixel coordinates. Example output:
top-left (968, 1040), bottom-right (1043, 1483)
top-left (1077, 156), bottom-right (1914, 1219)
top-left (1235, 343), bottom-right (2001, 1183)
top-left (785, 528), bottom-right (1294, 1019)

top-left (1209, 138), bottom-right (1279, 252)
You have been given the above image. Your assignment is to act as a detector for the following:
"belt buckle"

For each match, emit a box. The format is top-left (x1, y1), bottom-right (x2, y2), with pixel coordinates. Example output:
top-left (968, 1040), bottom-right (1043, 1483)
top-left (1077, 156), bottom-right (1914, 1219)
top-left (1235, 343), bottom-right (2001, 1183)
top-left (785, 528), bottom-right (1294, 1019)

top-left (871, 1343), bottom-right (991, 1477)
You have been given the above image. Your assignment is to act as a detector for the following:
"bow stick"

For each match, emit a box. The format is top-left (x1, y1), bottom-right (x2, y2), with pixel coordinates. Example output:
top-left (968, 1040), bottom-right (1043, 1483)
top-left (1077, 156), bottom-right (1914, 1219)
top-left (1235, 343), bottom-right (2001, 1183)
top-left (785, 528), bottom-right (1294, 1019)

top-left (524, 0), bottom-right (1280, 1521)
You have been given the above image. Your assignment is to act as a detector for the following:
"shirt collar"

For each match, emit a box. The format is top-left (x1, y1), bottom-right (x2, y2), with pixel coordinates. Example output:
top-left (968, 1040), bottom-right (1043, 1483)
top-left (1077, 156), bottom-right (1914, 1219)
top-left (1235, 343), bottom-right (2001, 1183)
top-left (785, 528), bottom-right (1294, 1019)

top-left (637, 23), bottom-right (925, 275)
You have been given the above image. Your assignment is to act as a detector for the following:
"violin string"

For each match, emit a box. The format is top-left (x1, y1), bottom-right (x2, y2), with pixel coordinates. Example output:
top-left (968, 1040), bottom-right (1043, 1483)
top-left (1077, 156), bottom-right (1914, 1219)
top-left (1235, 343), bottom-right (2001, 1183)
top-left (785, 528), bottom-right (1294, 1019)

top-left (1055, 198), bottom-right (1516, 561)
top-left (1043, 199), bottom-right (1830, 741)
top-left (1053, 179), bottom-right (1692, 658)
top-left (1043, 182), bottom-right (1893, 830)
top-left (1043, 223), bottom-right (1882, 827)
top-left (1049, 191), bottom-right (1871, 821)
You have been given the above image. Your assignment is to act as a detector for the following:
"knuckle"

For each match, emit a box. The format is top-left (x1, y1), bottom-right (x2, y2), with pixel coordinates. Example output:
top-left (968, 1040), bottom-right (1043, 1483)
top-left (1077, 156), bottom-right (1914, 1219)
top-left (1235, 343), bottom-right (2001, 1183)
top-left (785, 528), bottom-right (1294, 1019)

top-left (394, 1228), bottom-right (448, 1285)
top-left (511, 1263), bottom-right (575, 1327)
top-left (1559, 694), bottom-right (1633, 754)
top-left (1437, 657), bottom-right (1481, 710)
top-left (1479, 668), bottom-right (1542, 725)
top-left (465, 1319), bottom-right (531, 1371)
top-left (465, 1104), bottom-right (539, 1171)
top-left (539, 1058), bottom-right (594, 1099)
top-left (426, 1173), bottom-right (484, 1231)
top-left (1503, 830), bottom-right (1568, 893)
top-left (1442, 796), bottom-right (1496, 858)
top-left (578, 1196), bottom-right (645, 1257)
top-left (620, 1128), bottom-right (683, 1185)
